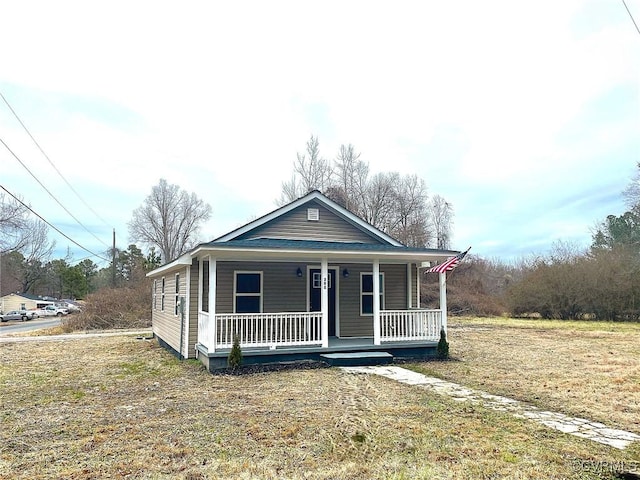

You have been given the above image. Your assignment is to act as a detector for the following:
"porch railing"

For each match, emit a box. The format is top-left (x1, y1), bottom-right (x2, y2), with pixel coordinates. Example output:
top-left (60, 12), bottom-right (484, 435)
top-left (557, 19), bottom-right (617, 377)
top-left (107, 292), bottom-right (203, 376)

top-left (380, 309), bottom-right (442, 342)
top-left (198, 309), bottom-right (442, 351)
top-left (198, 311), bottom-right (210, 349)
top-left (215, 312), bottom-right (323, 349)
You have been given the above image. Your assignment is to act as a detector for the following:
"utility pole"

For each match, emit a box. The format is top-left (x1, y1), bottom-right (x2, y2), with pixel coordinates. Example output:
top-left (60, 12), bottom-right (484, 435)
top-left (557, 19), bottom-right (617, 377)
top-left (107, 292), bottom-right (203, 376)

top-left (112, 229), bottom-right (116, 288)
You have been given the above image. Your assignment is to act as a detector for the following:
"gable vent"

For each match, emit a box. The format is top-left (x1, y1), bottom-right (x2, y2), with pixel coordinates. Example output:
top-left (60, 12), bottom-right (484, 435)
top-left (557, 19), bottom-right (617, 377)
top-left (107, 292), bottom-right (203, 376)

top-left (307, 208), bottom-right (320, 221)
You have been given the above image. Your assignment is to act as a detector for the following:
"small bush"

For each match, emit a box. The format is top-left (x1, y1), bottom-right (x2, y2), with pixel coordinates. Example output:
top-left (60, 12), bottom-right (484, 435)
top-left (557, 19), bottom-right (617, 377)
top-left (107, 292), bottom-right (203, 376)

top-left (436, 327), bottom-right (449, 360)
top-left (228, 335), bottom-right (243, 369)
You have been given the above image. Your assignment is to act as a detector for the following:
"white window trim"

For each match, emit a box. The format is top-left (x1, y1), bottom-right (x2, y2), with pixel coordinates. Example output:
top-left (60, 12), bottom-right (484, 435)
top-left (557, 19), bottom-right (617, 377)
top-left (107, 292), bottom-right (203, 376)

top-left (153, 280), bottom-right (157, 310)
top-left (233, 271), bottom-right (263, 314)
top-left (360, 272), bottom-right (384, 316)
top-left (174, 273), bottom-right (180, 317)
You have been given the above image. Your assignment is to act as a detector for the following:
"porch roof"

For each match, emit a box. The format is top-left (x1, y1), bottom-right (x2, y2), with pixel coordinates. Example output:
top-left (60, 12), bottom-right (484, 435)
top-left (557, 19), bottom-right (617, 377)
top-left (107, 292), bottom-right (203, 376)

top-left (191, 238), bottom-right (459, 263)
top-left (203, 238), bottom-right (457, 254)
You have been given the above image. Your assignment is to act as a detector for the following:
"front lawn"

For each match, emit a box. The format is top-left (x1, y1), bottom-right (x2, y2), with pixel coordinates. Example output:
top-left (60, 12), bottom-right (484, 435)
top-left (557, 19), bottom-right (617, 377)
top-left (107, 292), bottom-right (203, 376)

top-left (0, 321), bottom-right (638, 479)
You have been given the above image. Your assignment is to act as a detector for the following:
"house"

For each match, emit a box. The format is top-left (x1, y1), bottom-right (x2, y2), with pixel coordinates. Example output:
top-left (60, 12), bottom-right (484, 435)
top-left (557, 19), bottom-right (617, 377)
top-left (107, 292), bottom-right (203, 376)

top-left (0, 293), bottom-right (55, 314)
top-left (147, 190), bottom-right (461, 370)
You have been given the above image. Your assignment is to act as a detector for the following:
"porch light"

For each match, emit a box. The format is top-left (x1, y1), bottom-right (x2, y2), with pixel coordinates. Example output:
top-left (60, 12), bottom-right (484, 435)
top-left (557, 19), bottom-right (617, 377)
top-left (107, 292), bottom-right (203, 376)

top-left (342, 268), bottom-right (349, 278)
top-left (296, 267), bottom-right (303, 277)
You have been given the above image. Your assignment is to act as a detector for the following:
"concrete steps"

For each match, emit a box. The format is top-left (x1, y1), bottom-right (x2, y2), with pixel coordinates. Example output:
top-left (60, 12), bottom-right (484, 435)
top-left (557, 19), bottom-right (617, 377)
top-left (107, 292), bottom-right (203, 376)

top-left (320, 351), bottom-right (393, 367)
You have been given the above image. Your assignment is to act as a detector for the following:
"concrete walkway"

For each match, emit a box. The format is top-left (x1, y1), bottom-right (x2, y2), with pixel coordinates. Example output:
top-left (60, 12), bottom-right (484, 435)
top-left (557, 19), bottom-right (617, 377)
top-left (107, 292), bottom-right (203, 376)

top-left (342, 365), bottom-right (640, 450)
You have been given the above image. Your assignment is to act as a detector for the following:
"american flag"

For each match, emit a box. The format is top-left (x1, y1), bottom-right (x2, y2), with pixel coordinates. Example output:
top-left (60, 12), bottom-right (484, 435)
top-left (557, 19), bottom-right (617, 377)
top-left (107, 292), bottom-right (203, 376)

top-left (426, 247), bottom-right (470, 274)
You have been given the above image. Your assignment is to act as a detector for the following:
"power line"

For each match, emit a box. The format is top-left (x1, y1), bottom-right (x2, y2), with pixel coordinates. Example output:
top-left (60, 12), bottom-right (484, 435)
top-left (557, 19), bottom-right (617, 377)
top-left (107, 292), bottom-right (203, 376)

top-left (0, 135), bottom-right (110, 249)
top-left (622, 0), bottom-right (640, 36)
top-left (0, 90), bottom-right (113, 230)
top-left (0, 184), bottom-right (109, 262)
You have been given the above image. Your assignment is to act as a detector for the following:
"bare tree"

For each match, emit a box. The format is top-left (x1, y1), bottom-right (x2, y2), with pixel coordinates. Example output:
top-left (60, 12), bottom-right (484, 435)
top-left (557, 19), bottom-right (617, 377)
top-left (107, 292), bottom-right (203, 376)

top-left (0, 193), bottom-right (55, 296)
top-left (333, 144), bottom-right (368, 212)
top-left (279, 136), bottom-right (333, 204)
top-left (429, 194), bottom-right (454, 249)
top-left (18, 220), bottom-right (56, 293)
top-left (0, 192), bottom-right (31, 253)
top-left (128, 179), bottom-right (212, 263)
top-left (362, 172), bottom-right (398, 232)
top-left (391, 174), bottom-right (430, 247)
top-left (278, 137), bottom-right (451, 248)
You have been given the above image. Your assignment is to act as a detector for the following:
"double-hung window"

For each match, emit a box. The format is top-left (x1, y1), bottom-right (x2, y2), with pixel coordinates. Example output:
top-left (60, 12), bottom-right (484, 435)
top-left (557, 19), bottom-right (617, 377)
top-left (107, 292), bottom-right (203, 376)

top-left (360, 272), bottom-right (384, 315)
top-left (174, 273), bottom-right (180, 316)
top-left (153, 280), bottom-right (157, 310)
top-left (234, 272), bottom-right (262, 313)
top-left (161, 277), bottom-right (165, 311)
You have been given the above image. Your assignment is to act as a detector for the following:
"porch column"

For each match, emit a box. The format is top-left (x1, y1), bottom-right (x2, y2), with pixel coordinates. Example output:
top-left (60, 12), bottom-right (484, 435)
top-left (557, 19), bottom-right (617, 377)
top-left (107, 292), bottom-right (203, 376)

top-left (416, 264), bottom-right (421, 308)
top-left (208, 257), bottom-right (217, 352)
top-left (439, 271), bottom-right (447, 334)
top-left (406, 263), bottom-right (412, 308)
top-left (321, 258), bottom-right (329, 348)
top-left (373, 259), bottom-right (381, 345)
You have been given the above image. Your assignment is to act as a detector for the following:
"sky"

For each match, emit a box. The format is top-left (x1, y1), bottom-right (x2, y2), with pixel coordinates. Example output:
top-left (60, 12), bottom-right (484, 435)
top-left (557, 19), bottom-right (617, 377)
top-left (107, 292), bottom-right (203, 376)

top-left (1, 1), bottom-right (639, 267)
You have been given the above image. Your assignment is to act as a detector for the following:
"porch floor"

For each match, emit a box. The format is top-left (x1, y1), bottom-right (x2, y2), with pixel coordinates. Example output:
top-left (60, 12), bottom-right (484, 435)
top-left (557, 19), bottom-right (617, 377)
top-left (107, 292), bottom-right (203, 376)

top-left (196, 336), bottom-right (439, 371)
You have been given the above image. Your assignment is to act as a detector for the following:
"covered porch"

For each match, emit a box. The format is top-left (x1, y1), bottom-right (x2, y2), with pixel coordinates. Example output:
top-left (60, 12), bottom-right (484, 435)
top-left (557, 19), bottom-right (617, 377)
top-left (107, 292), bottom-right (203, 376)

top-left (197, 308), bottom-right (444, 351)
top-left (193, 249), bottom-right (451, 369)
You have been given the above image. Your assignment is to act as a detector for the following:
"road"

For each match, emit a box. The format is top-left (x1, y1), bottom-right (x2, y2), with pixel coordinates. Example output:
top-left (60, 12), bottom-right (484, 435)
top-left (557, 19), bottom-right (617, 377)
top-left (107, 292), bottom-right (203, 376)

top-left (0, 317), bottom-right (62, 335)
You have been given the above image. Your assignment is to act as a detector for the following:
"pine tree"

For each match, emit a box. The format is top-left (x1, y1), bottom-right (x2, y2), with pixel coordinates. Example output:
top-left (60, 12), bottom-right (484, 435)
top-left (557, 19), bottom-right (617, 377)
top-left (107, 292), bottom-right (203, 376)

top-left (228, 335), bottom-right (243, 369)
top-left (436, 327), bottom-right (449, 360)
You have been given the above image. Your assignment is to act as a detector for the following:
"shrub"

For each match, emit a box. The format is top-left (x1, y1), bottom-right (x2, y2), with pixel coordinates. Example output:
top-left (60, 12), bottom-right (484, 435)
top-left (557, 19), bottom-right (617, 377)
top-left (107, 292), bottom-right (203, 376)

top-left (228, 335), bottom-right (243, 369)
top-left (61, 281), bottom-right (151, 332)
top-left (436, 327), bottom-right (449, 360)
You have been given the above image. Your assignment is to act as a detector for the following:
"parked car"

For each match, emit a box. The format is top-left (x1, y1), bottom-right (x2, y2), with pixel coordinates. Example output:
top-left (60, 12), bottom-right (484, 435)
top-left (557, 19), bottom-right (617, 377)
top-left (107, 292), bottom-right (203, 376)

top-left (0, 310), bottom-right (39, 322)
top-left (37, 305), bottom-right (69, 317)
top-left (59, 301), bottom-right (81, 313)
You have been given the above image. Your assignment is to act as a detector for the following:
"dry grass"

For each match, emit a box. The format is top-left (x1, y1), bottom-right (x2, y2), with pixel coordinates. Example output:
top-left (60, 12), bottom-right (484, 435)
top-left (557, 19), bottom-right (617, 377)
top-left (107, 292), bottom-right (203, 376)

top-left (0, 324), bottom-right (638, 479)
top-left (408, 317), bottom-right (640, 436)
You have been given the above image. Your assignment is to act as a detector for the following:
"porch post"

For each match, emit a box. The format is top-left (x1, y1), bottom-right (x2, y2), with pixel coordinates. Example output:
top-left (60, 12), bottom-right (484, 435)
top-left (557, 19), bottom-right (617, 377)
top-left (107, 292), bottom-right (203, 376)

top-left (208, 257), bottom-right (217, 352)
top-left (373, 259), bottom-right (381, 345)
top-left (321, 258), bottom-right (329, 348)
top-left (406, 263), bottom-right (412, 308)
top-left (198, 257), bottom-right (203, 312)
top-left (416, 264), bottom-right (421, 308)
top-left (439, 271), bottom-right (447, 334)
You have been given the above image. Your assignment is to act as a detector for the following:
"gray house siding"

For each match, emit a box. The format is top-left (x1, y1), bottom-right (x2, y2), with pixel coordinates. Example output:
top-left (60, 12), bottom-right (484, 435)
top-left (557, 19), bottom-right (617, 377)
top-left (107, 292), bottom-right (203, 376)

top-left (215, 261), bottom-right (307, 314)
top-left (186, 260), bottom-right (199, 358)
top-left (152, 267), bottom-right (188, 356)
top-left (410, 264), bottom-right (418, 308)
top-left (235, 200), bottom-right (382, 244)
top-left (206, 261), bottom-right (411, 338)
top-left (337, 263), bottom-right (409, 337)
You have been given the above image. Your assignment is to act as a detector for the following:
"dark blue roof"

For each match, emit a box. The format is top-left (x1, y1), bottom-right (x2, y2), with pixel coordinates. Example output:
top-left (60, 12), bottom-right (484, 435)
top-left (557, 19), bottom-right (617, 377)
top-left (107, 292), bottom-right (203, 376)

top-left (203, 238), bottom-right (458, 255)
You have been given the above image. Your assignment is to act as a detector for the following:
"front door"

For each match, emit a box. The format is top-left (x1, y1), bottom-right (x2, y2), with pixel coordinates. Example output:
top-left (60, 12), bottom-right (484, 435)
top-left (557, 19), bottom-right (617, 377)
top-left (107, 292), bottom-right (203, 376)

top-left (309, 268), bottom-right (336, 336)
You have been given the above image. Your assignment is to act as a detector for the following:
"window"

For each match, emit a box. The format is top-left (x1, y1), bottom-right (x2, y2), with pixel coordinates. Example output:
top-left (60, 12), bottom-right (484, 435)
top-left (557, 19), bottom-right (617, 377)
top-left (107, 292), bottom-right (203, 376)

top-left (234, 272), bottom-right (262, 313)
top-left (201, 260), bottom-right (209, 313)
top-left (174, 273), bottom-right (180, 316)
top-left (307, 208), bottom-right (319, 221)
top-left (360, 272), bottom-right (384, 315)
top-left (312, 272), bottom-right (331, 289)
top-left (161, 277), bottom-right (165, 311)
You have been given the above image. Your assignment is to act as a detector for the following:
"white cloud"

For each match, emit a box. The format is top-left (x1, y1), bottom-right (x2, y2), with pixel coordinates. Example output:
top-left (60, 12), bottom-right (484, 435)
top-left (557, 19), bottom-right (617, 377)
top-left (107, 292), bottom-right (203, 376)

top-left (1, 0), bottom-right (639, 262)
